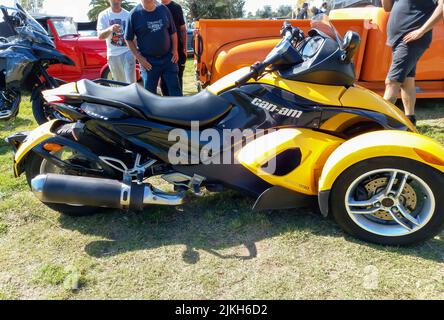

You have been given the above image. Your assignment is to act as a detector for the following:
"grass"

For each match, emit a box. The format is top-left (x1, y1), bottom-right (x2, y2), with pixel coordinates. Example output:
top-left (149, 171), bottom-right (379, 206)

top-left (1, 60), bottom-right (444, 299)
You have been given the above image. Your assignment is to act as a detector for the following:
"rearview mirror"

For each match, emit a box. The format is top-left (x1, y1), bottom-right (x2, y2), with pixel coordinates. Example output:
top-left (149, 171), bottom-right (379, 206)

top-left (342, 31), bottom-right (361, 63)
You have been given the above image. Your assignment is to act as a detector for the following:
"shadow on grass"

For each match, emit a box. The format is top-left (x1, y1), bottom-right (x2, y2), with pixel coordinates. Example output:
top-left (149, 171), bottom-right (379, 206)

top-left (57, 191), bottom-right (444, 264)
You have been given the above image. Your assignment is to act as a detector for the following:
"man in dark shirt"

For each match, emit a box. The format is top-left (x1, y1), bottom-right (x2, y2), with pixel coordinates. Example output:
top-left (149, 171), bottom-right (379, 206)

top-left (161, 0), bottom-right (188, 95)
top-left (297, 3), bottom-right (309, 19)
top-left (125, 0), bottom-right (182, 96)
top-left (383, 0), bottom-right (442, 125)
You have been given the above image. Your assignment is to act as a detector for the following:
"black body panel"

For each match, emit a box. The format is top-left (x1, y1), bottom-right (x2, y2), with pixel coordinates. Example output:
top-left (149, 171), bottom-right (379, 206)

top-left (279, 36), bottom-right (356, 86)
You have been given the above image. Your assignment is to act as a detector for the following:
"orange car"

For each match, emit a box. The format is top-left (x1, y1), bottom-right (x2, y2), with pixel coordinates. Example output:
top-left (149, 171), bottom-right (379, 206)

top-left (193, 2), bottom-right (444, 98)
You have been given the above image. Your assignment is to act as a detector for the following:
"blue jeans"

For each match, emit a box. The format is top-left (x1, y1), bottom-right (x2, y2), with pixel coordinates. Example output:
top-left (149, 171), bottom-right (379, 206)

top-left (140, 53), bottom-right (182, 97)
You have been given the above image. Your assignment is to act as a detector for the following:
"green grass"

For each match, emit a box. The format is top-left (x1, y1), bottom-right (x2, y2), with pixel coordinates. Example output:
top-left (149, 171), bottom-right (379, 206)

top-left (1, 62), bottom-right (444, 299)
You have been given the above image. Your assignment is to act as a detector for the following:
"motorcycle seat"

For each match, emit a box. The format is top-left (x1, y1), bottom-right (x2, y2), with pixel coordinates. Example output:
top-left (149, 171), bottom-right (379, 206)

top-left (77, 80), bottom-right (232, 127)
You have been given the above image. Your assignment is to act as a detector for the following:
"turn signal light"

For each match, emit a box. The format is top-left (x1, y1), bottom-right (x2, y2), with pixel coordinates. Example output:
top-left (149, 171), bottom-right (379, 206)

top-left (43, 143), bottom-right (63, 152)
top-left (414, 148), bottom-right (444, 166)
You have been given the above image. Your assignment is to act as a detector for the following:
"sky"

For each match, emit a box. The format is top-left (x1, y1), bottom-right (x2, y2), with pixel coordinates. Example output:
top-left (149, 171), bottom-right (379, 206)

top-left (0, 0), bottom-right (322, 22)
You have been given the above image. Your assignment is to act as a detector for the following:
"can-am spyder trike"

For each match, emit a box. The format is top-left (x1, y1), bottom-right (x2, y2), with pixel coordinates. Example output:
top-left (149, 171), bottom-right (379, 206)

top-left (7, 15), bottom-right (444, 246)
top-left (0, 3), bottom-right (74, 123)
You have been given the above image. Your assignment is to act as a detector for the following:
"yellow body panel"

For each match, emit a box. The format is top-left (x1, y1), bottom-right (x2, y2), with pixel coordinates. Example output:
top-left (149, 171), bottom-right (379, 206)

top-left (319, 130), bottom-right (444, 192)
top-left (14, 120), bottom-right (57, 176)
top-left (208, 68), bottom-right (346, 106)
top-left (238, 128), bottom-right (344, 195)
top-left (340, 85), bottom-right (417, 132)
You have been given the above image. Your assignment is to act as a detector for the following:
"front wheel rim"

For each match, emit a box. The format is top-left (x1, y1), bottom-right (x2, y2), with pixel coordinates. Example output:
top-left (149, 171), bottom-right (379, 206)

top-left (345, 168), bottom-right (436, 237)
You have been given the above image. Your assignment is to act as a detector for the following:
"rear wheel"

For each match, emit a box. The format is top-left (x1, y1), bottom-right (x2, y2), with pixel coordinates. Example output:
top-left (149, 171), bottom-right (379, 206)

top-left (24, 125), bottom-right (102, 216)
top-left (330, 157), bottom-right (444, 246)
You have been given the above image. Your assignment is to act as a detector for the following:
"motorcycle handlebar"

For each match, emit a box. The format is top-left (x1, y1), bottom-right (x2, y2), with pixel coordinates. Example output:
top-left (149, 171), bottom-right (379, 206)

top-left (235, 69), bottom-right (258, 87)
top-left (235, 23), bottom-right (304, 87)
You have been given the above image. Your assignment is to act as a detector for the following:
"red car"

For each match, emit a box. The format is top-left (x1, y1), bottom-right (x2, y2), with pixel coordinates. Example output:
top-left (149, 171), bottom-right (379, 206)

top-left (33, 15), bottom-right (126, 82)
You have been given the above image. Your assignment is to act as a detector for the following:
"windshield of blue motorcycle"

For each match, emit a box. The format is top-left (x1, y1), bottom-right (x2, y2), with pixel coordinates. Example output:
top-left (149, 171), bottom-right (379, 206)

top-left (0, 4), bottom-right (54, 47)
top-left (310, 14), bottom-right (343, 48)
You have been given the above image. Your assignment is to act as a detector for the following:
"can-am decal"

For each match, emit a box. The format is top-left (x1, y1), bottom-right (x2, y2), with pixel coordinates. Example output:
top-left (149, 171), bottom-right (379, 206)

top-left (252, 98), bottom-right (303, 118)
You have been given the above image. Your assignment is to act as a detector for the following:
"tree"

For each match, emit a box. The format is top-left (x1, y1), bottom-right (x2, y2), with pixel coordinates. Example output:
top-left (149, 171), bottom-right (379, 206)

top-left (87, 0), bottom-right (135, 22)
top-left (255, 5), bottom-right (273, 19)
top-left (183, 0), bottom-right (245, 20)
top-left (275, 5), bottom-right (293, 18)
top-left (18, 0), bottom-right (44, 13)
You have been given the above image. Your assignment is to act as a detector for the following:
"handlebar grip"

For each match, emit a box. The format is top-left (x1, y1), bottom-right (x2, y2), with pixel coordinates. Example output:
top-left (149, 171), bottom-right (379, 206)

top-left (235, 70), bottom-right (256, 87)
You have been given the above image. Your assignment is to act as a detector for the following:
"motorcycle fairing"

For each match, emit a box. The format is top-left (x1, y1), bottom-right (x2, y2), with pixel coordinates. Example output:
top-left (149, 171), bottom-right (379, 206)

top-left (208, 68), bottom-right (346, 106)
top-left (208, 68), bottom-right (416, 132)
top-left (0, 44), bottom-right (37, 90)
top-left (238, 128), bottom-right (344, 196)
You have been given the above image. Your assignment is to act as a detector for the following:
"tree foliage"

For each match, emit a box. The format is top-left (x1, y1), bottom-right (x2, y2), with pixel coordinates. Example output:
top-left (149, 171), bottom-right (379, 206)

top-left (18, 0), bottom-right (44, 13)
top-left (183, 0), bottom-right (245, 20)
top-left (87, 0), bottom-right (135, 21)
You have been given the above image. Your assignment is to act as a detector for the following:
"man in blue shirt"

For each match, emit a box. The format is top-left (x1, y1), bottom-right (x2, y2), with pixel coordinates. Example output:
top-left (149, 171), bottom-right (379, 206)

top-left (125, 0), bottom-right (182, 96)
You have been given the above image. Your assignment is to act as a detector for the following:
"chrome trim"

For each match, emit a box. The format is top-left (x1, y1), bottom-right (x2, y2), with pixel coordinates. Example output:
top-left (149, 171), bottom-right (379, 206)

top-left (31, 174), bottom-right (48, 201)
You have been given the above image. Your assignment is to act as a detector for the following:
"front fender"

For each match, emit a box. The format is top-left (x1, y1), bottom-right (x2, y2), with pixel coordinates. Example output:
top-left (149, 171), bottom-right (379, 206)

top-left (318, 130), bottom-right (444, 216)
top-left (13, 120), bottom-right (59, 177)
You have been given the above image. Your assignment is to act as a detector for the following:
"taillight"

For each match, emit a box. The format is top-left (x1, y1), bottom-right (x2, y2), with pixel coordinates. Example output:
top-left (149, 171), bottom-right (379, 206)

top-left (44, 95), bottom-right (66, 104)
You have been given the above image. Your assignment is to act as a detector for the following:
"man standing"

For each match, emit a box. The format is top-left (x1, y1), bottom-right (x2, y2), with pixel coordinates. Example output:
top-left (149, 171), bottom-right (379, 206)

top-left (161, 0), bottom-right (188, 95)
top-left (97, 0), bottom-right (136, 84)
top-left (297, 3), bottom-right (309, 19)
top-left (125, 0), bottom-right (182, 96)
top-left (383, 0), bottom-right (443, 125)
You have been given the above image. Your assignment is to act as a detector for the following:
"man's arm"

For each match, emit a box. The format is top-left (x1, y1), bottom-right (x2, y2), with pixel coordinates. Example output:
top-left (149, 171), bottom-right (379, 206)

top-left (381, 0), bottom-right (394, 12)
top-left (171, 32), bottom-right (179, 63)
top-left (98, 25), bottom-right (120, 40)
top-left (97, 12), bottom-right (120, 40)
top-left (404, 0), bottom-right (443, 43)
top-left (180, 25), bottom-right (188, 57)
top-left (126, 39), bottom-right (152, 71)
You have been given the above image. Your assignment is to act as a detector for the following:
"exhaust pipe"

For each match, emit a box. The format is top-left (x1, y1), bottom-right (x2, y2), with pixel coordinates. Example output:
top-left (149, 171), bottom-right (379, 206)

top-left (31, 174), bottom-right (185, 210)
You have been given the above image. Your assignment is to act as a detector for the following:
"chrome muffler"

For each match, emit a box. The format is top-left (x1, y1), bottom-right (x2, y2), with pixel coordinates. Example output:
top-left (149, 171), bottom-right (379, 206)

top-left (31, 174), bottom-right (185, 210)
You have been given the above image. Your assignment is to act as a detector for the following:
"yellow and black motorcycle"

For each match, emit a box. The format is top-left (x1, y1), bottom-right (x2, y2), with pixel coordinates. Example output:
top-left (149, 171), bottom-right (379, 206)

top-left (7, 16), bottom-right (444, 245)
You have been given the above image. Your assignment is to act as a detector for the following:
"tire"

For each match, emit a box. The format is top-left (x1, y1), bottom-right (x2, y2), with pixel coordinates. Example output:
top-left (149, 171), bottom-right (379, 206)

top-left (102, 67), bottom-right (112, 80)
top-left (330, 157), bottom-right (444, 246)
top-left (24, 150), bottom-right (100, 217)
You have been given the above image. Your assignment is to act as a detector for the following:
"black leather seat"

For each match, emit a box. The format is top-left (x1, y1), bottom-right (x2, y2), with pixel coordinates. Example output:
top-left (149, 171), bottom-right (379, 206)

top-left (76, 80), bottom-right (232, 127)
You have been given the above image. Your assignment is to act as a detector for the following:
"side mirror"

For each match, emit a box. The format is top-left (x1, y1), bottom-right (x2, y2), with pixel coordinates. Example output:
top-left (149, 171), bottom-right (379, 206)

top-left (342, 31), bottom-right (361, 63)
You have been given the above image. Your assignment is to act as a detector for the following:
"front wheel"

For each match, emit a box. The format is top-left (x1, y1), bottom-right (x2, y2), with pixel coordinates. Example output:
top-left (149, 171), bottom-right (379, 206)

top-left (330, 157), bottom-right (444, 246)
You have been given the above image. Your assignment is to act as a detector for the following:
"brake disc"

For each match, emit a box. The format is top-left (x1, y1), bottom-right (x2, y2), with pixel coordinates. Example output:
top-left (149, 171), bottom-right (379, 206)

top-left (364, 177), bottom-right (417, 221)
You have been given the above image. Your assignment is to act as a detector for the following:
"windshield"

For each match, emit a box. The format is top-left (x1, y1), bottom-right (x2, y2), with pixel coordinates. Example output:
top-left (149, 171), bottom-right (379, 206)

top-left (52, 18), bottom-right (78, 37)
top-left (0, 3), bottom-right (54, 47)
top-left (310, 14), bottom-right (343, 47)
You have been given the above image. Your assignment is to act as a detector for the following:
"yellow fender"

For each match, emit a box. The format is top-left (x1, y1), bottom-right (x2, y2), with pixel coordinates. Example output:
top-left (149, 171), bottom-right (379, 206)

top-left (318, 130), bottom-right (444, 216)
top-left (13, 120), bottom-right (58, 177)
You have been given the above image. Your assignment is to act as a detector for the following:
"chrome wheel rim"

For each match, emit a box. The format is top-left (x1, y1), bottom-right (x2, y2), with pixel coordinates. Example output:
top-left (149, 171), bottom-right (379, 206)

top-left (345, 169), bottom-right (435, 237)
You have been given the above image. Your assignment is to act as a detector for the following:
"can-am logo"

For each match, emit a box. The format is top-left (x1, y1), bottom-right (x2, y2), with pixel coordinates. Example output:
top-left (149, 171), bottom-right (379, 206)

top-left (252, 98), bottom-right (303, 118)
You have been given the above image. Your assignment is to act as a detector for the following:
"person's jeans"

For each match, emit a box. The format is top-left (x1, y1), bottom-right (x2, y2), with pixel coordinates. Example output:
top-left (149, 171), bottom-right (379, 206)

top-left (140, 53), bottom-right (182, 97)
top-left (160, 52), bottom-right (186, 96)
top-left (108, 51), bottom-right (136, 84)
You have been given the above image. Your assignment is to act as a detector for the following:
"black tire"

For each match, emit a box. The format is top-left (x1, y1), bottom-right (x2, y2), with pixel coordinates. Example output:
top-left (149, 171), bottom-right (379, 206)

top-left (24, 151), bottom-right (100, 217)
top-left (330, 157), bottom-right (444, 246)
top-left (102, 67), bottom-right (111, 80)
top-left (31, 94), bottom-right (49, 125)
